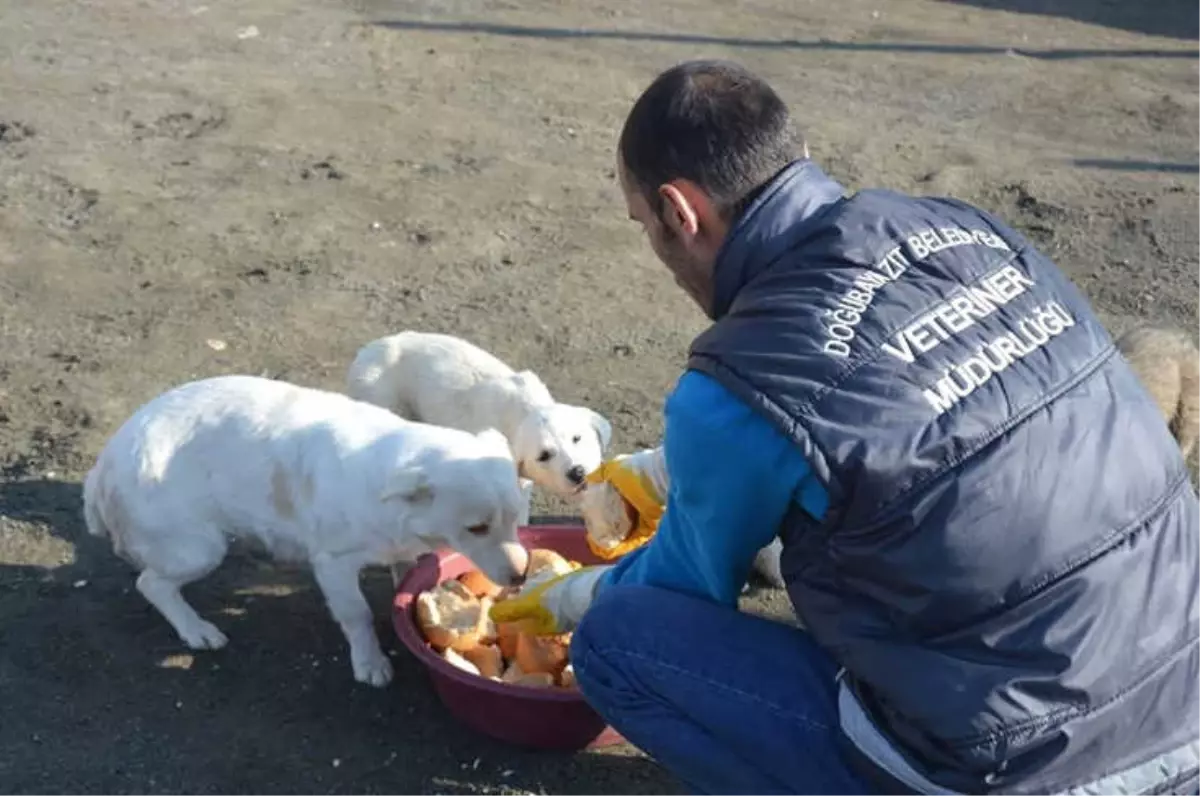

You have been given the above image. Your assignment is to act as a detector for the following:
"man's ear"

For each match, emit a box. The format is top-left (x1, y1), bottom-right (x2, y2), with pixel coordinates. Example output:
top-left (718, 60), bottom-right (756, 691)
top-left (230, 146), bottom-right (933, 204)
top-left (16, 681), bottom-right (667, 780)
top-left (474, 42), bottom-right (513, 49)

top-left (588, 409), bottom-right (613, 451)
top-left (381, 465), bottom-right (434, 504)
top-left (659, 181), bottom-right (702, 239)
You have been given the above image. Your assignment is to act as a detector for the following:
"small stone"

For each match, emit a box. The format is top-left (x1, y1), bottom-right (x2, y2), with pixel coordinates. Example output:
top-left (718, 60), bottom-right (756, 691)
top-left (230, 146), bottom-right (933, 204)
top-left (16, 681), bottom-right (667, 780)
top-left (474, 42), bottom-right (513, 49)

top-left (206, 339), bottom-right (227, 352)
top-left (72, 579), bottom-right (88, 589)
top-left (236, 25), bottom-right (260, 39)
top-left (370, 221), bottom-right (382, 230)
top-left (332, 758), bottom-right (341, 768)
top-left (175, 701), bottom-right (183, 709)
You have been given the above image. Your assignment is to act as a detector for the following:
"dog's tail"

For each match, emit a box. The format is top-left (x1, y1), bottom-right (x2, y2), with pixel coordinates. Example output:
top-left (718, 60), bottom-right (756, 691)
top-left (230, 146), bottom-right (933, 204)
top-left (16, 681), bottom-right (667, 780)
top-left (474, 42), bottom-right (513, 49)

top-left (345, 338), bottom-right (395, 406)
top-left (345, 336), bottom-right (423, 421)
top-left (82, 465), bottom-right (110, 539)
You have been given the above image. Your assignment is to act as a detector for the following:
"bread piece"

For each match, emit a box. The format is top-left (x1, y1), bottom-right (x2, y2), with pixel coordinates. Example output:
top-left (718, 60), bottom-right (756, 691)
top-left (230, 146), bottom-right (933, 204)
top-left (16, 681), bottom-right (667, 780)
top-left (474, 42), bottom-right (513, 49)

top-left (457, 569), bottom-right (503, 600)
top-left (578, 482), bottom-right (635, 551)
top-left (416, 580), bottom-right (490, 652)
top-left (514, 630), bottom-right (570, 676)
top-left (441, 648), bottom-right (481, 676)
top-left (500, 660), bottom-right (526, 683)
top-left (526, 548), bottom-right (578, 578)
top-left (478, 596), bottom-right (498, 644)
top-left (496, 621), bottom-right (523, 659)
top-left (462, 643), bottom-right (504, 679)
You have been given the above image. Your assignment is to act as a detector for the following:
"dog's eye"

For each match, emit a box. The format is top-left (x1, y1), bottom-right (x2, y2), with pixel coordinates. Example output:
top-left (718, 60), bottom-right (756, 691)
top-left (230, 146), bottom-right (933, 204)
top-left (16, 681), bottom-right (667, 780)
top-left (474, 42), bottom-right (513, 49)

top-left (537, 450), bottom-right (552, 462)
top-left (571, 435), bottom-right (582, 444)
top-left (467, 523), bottom-right (488, 536)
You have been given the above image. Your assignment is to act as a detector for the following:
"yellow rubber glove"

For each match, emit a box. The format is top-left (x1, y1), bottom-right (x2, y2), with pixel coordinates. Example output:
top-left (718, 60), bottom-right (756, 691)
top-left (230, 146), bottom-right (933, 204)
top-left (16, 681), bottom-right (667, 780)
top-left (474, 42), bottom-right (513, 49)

top-left (583, 448), bottom-right (668, 560)
top-left (488, 566), bottom-right (611, 636)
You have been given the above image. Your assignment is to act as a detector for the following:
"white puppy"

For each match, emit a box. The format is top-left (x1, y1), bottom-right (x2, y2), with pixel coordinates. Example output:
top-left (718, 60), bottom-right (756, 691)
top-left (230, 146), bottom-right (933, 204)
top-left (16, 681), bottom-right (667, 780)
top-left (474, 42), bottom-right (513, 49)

top-left (346, 332), bottom-right (612, 523)
top-left (82, 375), bottom-right (529, 688)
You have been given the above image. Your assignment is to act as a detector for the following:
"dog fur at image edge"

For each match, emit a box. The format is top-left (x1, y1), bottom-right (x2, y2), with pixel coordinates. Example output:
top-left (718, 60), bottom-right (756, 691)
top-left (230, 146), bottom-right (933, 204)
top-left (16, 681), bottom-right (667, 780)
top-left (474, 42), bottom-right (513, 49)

top-left (1116, 325), bottom-right (1199, 460)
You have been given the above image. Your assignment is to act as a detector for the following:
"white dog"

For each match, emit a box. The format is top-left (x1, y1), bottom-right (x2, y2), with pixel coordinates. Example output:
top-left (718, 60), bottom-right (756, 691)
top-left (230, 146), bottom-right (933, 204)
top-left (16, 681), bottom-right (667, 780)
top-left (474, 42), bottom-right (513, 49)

top-left (346, 332), bottom-right (612, 523)
top-left (82, 375), bottom-right (529, 687)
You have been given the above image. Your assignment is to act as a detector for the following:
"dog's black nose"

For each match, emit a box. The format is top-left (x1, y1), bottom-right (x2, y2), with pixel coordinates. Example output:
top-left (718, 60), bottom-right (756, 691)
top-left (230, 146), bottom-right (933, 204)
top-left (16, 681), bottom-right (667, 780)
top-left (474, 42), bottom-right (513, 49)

top-left (567, 465), bottom-right (586, 484)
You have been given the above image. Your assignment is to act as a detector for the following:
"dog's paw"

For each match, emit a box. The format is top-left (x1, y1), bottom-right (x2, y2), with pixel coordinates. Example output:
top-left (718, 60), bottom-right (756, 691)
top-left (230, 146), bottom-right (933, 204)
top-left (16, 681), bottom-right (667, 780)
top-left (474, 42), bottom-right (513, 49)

top-left (180, 620), bottom-right (229, 651)
top-left (352, 648), bottom-right (394, 687)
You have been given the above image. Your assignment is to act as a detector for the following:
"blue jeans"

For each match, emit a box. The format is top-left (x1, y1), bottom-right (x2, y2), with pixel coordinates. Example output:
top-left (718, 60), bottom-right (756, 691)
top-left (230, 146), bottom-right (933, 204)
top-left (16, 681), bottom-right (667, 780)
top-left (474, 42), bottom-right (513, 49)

top-left (571, 585), bottom-right (874, 795)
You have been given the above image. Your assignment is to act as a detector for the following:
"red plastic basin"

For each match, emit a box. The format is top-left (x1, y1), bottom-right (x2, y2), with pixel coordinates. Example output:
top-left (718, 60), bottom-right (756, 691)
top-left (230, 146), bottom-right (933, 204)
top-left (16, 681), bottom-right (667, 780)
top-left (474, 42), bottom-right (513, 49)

top-left (392, 524), bottom-right (625, 751)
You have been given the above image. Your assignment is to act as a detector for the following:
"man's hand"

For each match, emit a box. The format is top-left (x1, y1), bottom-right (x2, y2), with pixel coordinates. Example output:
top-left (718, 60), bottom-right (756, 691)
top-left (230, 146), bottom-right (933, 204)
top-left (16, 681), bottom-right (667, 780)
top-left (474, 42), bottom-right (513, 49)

top-left (488, 566), bottom-right (610, 635)
top-left (584, 448), bottom-right (670, 559)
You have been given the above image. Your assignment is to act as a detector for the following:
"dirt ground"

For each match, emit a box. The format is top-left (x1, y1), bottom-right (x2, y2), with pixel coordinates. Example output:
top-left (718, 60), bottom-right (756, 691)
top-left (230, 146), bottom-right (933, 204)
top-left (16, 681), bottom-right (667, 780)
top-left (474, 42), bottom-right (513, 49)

top-left (0, 0), bottom-right (1196, 793)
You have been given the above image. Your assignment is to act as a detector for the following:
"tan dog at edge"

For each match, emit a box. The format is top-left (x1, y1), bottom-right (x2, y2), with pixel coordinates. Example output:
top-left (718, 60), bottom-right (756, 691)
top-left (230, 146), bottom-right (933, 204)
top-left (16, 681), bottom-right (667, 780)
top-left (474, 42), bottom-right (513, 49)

top-left (1115, 325), bottom-right (1199, 460)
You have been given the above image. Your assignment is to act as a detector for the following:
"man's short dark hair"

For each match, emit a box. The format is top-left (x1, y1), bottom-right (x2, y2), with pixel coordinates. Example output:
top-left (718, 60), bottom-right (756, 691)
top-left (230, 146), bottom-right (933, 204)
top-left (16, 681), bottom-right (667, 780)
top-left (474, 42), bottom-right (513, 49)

top-left (619, 60), bottom-right (801, 220)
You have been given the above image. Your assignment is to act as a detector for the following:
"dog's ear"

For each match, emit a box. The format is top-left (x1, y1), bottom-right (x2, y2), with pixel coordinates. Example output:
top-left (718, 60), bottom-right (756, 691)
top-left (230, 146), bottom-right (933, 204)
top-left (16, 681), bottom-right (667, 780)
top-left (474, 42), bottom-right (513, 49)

top-left (381, 465), bottom-right (434, 504)
top-left (509, 417), bottom-right (537, 480)
top-left (476, 427), bottom-right (513, 459)
top-left (588, 409), bottom-right (613, 451)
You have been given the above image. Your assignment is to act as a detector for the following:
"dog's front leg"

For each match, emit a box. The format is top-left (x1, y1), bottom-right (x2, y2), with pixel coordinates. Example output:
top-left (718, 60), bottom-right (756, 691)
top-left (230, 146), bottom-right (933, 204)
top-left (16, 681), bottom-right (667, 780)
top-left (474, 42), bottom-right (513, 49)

top-left (312, 554), bottom-right (393, 687)
top-left (517, 477), bottom-right (534, 526)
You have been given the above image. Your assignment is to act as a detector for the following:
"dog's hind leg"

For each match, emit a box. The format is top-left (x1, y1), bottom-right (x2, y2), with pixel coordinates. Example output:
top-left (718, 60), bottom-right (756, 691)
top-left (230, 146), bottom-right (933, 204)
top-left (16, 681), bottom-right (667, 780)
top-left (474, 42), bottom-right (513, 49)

top-left (134, 525), bottom-right (230, 650)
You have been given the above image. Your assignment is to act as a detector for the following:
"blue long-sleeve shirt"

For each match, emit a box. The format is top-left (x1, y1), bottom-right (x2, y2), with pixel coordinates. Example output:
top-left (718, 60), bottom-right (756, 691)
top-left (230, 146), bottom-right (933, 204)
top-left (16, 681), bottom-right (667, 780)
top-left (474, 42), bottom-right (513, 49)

top-left (597, 370), bottom-right (829, 607)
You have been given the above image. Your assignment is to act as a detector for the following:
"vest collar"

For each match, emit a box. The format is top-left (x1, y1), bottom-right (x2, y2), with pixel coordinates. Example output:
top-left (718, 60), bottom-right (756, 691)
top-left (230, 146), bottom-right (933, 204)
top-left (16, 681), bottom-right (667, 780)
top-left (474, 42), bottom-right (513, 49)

top-left (709, 159), bottom-right (846, 320)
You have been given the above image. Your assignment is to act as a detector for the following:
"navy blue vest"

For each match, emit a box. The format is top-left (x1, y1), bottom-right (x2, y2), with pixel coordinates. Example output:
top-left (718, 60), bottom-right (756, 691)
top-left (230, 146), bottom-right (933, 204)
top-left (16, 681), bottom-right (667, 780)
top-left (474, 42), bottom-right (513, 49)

top-left (688, 160), bottom-right (1199, 793)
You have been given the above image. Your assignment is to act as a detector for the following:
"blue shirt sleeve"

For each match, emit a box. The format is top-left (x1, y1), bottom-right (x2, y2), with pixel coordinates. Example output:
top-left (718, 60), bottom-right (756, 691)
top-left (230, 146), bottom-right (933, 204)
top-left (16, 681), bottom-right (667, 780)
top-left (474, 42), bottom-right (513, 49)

top-left (597, 370), bottom-right (829, 607)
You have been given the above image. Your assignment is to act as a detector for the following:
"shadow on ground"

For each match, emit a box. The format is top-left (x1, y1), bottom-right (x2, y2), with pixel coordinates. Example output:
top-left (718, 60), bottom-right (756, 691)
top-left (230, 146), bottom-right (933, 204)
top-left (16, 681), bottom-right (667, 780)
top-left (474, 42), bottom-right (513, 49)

top-left (0, 478), bottom-right (681, 795)
top-left (366, 18), bottom-right (1199, 60)
top-left (938, 0), bottom-right (1199, 40)
top-left (1069, 158), bottom-right (1200, 174)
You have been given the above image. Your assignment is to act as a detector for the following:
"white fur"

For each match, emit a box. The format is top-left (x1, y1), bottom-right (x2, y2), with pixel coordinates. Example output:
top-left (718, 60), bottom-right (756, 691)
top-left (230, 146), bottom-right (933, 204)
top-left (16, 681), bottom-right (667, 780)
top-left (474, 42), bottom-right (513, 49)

top-left (82, 375), bottom-right (529, 688)
top-left (346, 332), bottom-right (612, 523)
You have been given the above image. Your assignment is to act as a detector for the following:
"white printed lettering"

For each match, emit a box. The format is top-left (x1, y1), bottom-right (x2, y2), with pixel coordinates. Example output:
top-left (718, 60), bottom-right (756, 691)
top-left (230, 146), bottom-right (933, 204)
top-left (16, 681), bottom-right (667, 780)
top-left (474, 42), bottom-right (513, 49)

top-left (824, 340), bottom-right (850, 357)
top-left (920, 301), bottom-right (1076, 414)
top-left (821, 229), bottom-right (1026, 360)
top-left (932, 301), bottom-right (971, 334)
top-left (884, 264), bottom-right (1034, 363)
top-left (881, 335), bottom-right (916, 364)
